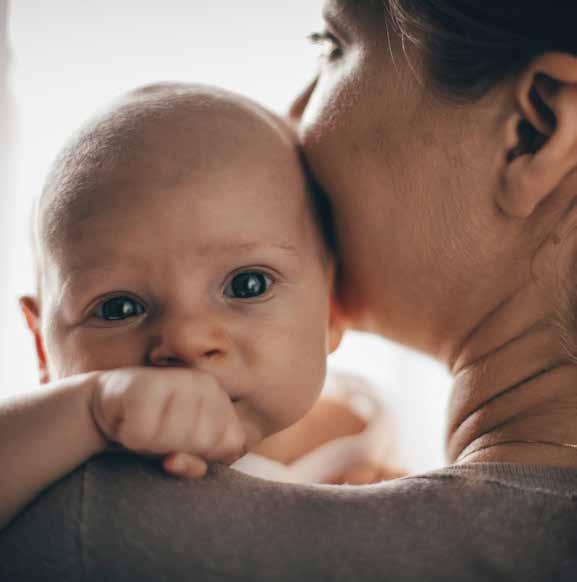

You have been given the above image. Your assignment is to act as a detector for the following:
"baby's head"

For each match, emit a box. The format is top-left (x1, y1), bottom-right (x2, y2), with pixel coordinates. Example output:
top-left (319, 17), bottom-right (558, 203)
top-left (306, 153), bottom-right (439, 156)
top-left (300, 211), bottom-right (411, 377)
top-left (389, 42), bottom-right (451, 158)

top-left (21, 83), bottom-right (343, 443)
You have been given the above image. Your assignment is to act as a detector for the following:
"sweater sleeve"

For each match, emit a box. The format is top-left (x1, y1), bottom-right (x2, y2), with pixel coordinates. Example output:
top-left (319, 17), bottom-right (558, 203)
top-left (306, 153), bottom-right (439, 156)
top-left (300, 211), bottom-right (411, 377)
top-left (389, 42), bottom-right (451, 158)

top-left (0, 449), bottom-right (84, 581)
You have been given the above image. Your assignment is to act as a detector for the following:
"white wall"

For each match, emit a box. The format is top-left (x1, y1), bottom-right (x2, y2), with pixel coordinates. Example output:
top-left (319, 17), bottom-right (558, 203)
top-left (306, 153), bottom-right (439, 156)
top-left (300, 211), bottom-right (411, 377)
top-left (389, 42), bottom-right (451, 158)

top-left (0, 0), bottom-right (17, 375)
top-left (0, 1), bottom-right (452, 472)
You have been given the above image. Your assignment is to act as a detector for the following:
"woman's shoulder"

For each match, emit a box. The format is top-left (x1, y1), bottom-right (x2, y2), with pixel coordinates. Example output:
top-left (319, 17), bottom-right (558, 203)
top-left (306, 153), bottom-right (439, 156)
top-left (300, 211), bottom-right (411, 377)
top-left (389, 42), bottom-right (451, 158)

top-left (418, 461), bottom-right (577, 498)
top-left (1, 454), bottom-right (576, 581)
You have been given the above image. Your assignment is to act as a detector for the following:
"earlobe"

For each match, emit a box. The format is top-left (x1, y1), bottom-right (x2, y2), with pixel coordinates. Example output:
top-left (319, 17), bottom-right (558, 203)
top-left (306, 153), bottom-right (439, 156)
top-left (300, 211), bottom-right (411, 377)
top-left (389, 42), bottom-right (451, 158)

top-left (325, 260), bottom-right (346, 354)
top-left (19, 296), bottom-right (50, 384)
top-left (328, 296), bottom-right (346, 354)
top-left (500, 53), bottom-right (577, 219)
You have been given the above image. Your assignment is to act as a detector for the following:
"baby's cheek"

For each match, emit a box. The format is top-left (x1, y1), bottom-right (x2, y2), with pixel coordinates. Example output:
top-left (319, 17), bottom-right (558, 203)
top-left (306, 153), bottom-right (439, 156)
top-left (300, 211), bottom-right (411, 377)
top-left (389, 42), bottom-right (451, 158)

top-left (270, 329), bottom-right (328, 430)
top-left (43, 322), bottom-right (75, 380)
top-left (295, 294), bottom-right (331, 387)
top-left (237, 287), bottom-right (330, 435)
top-left (46, 339), bottom-right (97, 379)
top-left (47, 327), bottom-right (143, 378)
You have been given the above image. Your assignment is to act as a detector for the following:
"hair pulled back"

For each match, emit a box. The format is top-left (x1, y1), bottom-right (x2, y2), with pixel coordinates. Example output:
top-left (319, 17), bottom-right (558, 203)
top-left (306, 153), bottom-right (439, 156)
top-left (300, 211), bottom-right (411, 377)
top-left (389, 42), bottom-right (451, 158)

top-left (386, 1), bottom-right (577, 100)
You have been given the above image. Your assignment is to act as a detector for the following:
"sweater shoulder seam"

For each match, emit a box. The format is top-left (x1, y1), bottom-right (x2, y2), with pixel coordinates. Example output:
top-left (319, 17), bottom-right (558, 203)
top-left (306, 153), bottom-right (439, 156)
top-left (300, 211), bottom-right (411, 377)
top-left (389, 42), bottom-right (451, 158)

top-left (409, 472), bottom-right (577, 500)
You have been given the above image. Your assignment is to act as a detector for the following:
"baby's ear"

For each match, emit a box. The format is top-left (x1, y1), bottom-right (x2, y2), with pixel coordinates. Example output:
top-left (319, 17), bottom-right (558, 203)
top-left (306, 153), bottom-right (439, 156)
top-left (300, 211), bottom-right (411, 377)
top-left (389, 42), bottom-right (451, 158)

top-left (325, 260), bottom-right (346, 354)
top-left (19, 296), bottom-right (50, 384)
top-left (328, 295), bottom-right (346, 354)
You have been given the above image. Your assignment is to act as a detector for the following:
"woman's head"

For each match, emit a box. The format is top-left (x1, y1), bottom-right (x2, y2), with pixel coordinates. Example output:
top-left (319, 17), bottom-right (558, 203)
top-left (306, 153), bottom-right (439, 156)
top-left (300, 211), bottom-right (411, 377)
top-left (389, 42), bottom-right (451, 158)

top-left (291, 0), bottom-right (577, 366)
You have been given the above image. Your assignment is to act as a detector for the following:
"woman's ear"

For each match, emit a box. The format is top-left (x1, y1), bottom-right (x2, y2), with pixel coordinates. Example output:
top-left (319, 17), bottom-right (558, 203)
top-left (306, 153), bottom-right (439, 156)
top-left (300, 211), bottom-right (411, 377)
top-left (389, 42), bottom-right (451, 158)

top-left (19, 296), bottom-right (50, 384)
top-left (500, 52), bottom-right (577, 218)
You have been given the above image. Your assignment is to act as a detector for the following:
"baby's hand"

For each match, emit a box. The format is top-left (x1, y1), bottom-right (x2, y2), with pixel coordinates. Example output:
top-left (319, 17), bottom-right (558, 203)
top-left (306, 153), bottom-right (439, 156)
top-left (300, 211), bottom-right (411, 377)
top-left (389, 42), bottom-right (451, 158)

top-left (324, 461), bottom-right (408, 485)
top-left (90, 367), bottom-right (247, 479)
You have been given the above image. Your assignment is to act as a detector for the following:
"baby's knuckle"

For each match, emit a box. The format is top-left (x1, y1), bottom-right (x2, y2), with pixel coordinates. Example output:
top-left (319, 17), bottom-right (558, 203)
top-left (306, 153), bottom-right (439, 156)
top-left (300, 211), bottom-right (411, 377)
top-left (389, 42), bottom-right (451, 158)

top-left (118, 416), bottom-right (153, 450)
top-left (151, 435), bottom-right (173, 454)
top-left (191, 368), bottom-right (212, 384)
top-left (223, 426), bottom-right (246, 455)
top-left (192, 430), bottom-right (214, 455)
top-left (116, 423), bottom-right (143, 450)
top-left (198, 373), bottom-right (221, 395)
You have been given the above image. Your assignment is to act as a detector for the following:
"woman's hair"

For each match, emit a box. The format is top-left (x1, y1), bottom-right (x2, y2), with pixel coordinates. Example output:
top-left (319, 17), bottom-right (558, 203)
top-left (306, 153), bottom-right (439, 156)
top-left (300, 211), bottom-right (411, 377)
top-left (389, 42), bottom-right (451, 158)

top-left (385, 1), bottom-right (577, 100)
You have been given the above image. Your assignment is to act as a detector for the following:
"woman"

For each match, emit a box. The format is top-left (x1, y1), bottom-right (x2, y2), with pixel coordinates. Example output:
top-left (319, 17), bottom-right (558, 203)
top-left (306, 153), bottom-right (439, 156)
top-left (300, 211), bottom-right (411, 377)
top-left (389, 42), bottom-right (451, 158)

top-left (1, 2), bottom-right (576, 580)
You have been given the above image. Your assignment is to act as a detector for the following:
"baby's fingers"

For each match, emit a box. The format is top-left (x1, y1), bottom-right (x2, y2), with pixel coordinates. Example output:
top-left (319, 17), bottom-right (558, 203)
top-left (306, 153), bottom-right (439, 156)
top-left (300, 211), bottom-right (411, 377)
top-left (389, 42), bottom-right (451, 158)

top-left (326, 461), bottom-right (407, 485)
top-left (203, 418), bottom-right (247, 464)
top-left (163, 452), bottom-right (208, 480)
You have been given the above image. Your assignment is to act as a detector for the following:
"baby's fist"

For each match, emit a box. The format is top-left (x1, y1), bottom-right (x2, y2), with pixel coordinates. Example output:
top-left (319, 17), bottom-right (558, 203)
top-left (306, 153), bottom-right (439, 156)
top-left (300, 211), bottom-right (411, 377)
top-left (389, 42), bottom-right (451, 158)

top-left (90, 367), bottom-right (246, 476)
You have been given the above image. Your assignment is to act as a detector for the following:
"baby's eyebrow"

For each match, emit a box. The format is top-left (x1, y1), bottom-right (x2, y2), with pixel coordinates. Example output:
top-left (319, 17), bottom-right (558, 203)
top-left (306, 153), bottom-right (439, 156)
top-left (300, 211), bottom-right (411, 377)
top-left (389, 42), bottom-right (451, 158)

top-left (63, 241), bottom-right (301, 282)
top-left (195, 241), bottom-right (300, 258)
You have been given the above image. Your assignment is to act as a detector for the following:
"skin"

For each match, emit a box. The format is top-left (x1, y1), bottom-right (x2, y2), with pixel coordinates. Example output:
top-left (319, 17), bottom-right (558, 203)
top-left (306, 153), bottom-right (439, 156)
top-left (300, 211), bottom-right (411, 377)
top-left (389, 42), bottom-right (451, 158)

top-left (252, 396), bottom-right (407, 483)
top-left (291, 0), bottom-right (577, 468)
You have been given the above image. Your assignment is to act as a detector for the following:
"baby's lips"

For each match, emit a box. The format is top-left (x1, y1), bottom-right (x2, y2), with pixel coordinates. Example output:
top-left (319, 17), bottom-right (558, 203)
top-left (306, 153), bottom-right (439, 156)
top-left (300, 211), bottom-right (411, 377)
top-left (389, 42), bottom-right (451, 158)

top-left (164, 452), bottom-right (207, 478)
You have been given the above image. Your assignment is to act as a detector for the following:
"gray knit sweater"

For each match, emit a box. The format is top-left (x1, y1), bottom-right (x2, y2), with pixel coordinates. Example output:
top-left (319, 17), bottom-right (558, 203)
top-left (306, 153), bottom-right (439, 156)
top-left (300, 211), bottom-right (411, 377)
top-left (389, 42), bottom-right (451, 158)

top-left (1, 453), bottom-right (576, 581)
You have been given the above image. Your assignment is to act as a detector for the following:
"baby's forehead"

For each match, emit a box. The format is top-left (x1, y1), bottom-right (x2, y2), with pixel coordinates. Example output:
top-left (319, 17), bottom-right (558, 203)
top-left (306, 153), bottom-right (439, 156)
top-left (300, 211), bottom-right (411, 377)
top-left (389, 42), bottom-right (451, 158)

top-left (37, 84), bottom-right (305, 254)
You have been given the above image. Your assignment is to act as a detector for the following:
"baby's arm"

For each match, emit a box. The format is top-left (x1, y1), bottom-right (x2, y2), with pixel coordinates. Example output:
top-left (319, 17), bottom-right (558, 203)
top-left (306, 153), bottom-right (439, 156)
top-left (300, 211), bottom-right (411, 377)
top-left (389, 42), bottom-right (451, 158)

top-left (0, 367), bottom-right (247, 530)
top-left (252, 396), bottom-right (408, 484)
top-left (0, 373), bottom-right (106, 530)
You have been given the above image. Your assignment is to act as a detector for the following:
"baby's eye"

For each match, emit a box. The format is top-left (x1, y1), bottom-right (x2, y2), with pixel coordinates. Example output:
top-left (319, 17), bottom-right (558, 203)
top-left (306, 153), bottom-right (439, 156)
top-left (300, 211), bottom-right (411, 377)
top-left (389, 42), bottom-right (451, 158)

top-left (94, 296), bottom-right (146, 321)
top-left (224, 271), bottom-right (274, 300)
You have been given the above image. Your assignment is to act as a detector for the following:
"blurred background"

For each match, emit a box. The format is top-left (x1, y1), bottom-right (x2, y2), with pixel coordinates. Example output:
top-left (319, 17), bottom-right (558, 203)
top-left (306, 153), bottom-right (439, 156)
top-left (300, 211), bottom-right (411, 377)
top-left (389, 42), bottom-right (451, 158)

top-left (0, 0), bottom-right (452, 472)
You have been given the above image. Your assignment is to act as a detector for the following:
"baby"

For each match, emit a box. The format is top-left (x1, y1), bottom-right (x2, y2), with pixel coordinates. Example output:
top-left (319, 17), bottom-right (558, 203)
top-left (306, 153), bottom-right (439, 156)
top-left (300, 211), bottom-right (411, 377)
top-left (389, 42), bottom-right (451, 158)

top-left (0, 83), bottom-right (404, 529)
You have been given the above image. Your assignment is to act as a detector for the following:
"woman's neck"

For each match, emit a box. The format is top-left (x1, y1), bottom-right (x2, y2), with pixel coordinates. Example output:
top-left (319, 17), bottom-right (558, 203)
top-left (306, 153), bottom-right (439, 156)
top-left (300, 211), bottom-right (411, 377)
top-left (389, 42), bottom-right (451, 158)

top-left (445, 280), bottom-right (577, 468)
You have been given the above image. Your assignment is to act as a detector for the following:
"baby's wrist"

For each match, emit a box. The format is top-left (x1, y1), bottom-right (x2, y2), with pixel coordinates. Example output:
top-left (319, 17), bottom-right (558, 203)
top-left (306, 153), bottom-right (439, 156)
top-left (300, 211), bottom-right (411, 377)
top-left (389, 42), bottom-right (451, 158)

top-left (80, 371), bottom-right (111, 453)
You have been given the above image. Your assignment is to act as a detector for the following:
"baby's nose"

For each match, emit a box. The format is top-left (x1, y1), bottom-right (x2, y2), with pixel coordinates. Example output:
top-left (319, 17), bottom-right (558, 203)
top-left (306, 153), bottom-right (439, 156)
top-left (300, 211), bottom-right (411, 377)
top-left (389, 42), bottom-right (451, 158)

top-left (147, 314), bottom-right (232, 369)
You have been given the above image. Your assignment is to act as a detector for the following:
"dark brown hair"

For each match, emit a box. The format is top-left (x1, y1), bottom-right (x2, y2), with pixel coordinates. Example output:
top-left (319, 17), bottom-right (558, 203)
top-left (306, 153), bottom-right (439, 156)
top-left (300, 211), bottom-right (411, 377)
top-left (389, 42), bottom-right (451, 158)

top-left (385, 1), bottom-right (577, 100)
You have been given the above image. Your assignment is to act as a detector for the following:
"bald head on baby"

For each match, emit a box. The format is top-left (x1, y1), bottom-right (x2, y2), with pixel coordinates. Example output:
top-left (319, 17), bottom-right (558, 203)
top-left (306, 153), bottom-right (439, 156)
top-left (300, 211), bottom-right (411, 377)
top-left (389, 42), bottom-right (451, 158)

top-left (37, 83), bottom-right (308, 264)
